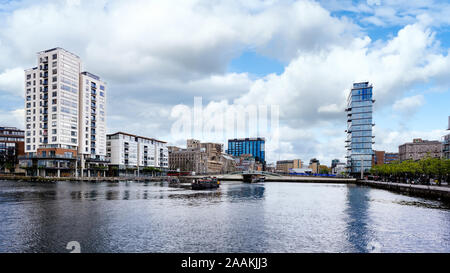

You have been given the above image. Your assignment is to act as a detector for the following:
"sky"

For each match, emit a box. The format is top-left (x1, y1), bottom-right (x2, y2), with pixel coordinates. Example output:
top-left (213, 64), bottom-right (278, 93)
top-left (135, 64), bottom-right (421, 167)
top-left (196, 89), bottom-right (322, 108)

top-left (0, 0), bottom-right (449, 166)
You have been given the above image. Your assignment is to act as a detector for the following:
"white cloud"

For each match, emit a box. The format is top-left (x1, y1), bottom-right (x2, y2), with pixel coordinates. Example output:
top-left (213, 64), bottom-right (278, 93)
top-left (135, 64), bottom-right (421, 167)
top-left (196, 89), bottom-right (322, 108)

top-left (0, 108), bottom-right (24, 128)
top-left (374, 127), bottom-right (446, 153)
top-left (0, 0), bottom-right (449, 166)
top-left (0, 67), bottom-right (24, 97)
top-left (392, 94), bottom-right (424, 115)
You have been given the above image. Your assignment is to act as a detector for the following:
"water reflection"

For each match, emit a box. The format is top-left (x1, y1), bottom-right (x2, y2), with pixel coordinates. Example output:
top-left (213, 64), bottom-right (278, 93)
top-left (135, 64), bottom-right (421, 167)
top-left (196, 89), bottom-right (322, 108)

top-left (344, 185), bottom-right (372, 252)
top-left (0, 180), bottom-right (449, 253)
top-left (227, 183), bottom-right (265, 201)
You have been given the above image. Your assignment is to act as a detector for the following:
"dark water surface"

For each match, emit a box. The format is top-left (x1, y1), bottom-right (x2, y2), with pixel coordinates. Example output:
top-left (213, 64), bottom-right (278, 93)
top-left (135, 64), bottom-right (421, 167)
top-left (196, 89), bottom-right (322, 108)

top-left (0, 180), bottom-right (449, 253)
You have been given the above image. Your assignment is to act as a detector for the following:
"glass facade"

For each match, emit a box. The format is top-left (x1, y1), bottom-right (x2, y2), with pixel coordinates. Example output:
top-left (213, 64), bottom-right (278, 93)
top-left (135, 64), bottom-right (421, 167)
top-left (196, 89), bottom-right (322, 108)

top-left (227, 138), bottom-right (265, 163)
top-left (346, 82), bottom-right (374, 174)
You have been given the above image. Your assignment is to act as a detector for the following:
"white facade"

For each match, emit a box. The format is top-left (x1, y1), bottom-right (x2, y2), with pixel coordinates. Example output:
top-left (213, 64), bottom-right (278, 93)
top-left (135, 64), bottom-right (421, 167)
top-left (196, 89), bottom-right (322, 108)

top-left (106, 132), bottom-right (168, 169)
top-left (25, 48), bottom-right (81, 153)
top-left (78, 72), bottom-right (107, 158)
top-left (24, 48), bottom-right (106, 161)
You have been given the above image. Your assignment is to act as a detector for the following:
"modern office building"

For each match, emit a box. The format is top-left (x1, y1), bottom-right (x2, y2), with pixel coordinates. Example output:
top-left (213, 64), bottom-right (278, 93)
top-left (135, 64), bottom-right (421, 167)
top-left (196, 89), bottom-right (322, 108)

top-left (372, 150), bottom-right (399, 166)
top-left (443, 116), bottom-right (450, 159)
top-left (345, 82), bottom-right (375, 175)
top-left (106, 132), bottom-right (168, 176)
top-left (0, 127), bottom-right (25, 173)
top-left (21, 47), bottom-right (107, 177)
top-left (399, 138), bottom-right (442, 162)
top-left (384, 152), bottom-right (399, 164)
top-left (227, 138), bottom-right (265, 164)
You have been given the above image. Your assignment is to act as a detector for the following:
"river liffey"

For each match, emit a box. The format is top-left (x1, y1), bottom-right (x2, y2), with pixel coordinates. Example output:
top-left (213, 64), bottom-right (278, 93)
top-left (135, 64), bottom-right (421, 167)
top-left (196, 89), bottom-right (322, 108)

top-left (0, 180), bottom-right (449, 253)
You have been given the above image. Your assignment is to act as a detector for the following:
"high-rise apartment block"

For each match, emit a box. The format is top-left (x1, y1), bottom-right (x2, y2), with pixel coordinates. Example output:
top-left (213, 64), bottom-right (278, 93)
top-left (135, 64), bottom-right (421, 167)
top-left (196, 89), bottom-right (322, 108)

top-left (22, 48), bottom-right (107, 177)
top-left (25, 48), bottom-right (81, 153)
top-left (345, 82), bottom-right (375, 175)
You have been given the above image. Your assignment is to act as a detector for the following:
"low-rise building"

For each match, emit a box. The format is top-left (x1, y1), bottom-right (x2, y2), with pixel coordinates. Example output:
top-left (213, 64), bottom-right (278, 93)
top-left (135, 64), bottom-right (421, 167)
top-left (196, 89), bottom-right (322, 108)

top-left (106, 132), bottom-right (168, 176)
top-left (332, 162), bottom-right (347, 175)
top-left (20, 146), bottom-right (78, 177)
top-left (0, 127), bottom-right (25, 173)
top-left (372, 150), bottom-right (399, 166)
top-left (399, 138), bottom-right (442, 162)
top-left (443, 116), bottom-right (450, 159)
top-left (308, 158), bottom-right (320, 174)
top-left (234, 154), bottom-right (262, 172)
top-left (169, 139), bottom-right (236, 174)
top-left (276, 159), bottom-right (302, 174)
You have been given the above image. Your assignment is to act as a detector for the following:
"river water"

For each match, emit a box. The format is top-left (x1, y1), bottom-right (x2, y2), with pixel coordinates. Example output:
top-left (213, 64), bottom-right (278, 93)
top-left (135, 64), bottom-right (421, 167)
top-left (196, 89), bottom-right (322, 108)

top-left (0, 180), bottom-right (449, 253)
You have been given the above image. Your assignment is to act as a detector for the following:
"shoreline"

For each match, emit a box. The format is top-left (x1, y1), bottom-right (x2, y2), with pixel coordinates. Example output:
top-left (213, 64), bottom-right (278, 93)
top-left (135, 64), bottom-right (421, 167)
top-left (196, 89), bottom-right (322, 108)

top-left (2, 176), bottom-right (450, 202)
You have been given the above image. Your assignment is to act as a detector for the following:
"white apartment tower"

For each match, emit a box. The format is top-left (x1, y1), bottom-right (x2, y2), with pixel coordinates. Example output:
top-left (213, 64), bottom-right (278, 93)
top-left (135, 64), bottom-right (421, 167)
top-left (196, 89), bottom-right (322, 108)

top-left (25, 48), bottom-right (81, 153)
top-left (79, 72), bottom-right (107, 158)
top-left (24, 47), bottom-right (107, 177)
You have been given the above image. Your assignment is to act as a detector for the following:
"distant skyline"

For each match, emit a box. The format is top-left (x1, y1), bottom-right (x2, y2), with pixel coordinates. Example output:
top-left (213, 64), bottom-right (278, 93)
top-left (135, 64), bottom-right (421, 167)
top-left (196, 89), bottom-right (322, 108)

top-left (0, 0), bottom-right (449, 165)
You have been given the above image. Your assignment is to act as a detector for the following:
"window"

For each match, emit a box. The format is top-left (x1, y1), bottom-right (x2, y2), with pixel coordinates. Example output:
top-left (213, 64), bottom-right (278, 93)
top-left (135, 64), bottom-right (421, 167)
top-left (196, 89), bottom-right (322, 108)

top-left (52, 99), bottom-right (57, 104)
top-left (52, 91), bottom-right (57, 97)
top-left (52, 54), bottom-right (57, 60)
top-left (52, 106), bottom-right (57, 112)
top-left (52, 129), bottom-right (57, 134)
top-left (52, 76), bottom-right (57, 82)
top-left (52, 84), bottom-right (57, 90)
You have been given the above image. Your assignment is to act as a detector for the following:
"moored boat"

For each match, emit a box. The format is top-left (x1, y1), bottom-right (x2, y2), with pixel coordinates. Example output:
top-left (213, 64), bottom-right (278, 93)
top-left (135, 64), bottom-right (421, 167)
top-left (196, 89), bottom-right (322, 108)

top-left (192, 177), bottom-right (220, 190)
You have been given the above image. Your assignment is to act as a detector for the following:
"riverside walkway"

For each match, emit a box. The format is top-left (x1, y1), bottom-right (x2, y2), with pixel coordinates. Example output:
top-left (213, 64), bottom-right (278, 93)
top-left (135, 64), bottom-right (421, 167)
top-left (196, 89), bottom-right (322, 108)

top-left (356, 180), bottom-right (450, 201)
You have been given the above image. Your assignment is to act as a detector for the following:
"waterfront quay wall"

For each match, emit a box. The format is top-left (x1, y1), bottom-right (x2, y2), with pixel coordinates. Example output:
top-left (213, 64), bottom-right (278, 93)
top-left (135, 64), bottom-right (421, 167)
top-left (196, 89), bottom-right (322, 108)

top-left (0, 175), bottom-right (168, 183)
top-left (356, 180), bottom-right (450, 201)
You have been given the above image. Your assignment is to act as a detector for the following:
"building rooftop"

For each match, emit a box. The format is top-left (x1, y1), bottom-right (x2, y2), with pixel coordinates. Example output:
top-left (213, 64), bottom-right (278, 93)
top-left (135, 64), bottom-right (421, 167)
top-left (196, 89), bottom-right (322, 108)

top-left (81, 71), bottom-right (101, 81)
top-left (37, 47), bottom-right (80, 59)
top-left (228, 137), bottom-right (266, 141)
top-left (107, 131), bottom-right (167, 144)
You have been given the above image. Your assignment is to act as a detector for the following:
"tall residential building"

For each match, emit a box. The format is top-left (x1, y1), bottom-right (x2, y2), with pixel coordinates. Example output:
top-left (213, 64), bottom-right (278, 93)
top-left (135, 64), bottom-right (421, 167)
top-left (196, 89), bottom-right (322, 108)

top-left (443, 116), bottom-right (450, 159)
top-left (227, 138), bottom-right (265, 164)
top-left (106, 132), bottom-right (168, 176)
top-left (22, 47), bottom-right (107, 177)
top-left (345, 82), bottom-right (374, 175)
top-left (399, 138), bottom-right (442, 162)
top-left (24, 48), bottom-right (81, 154)
top-left (0, 127), bottom-right (24, 173)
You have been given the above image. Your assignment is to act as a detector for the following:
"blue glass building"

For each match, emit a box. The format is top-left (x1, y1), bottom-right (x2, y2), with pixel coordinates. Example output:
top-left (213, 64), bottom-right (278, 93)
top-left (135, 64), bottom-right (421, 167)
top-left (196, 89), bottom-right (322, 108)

top-left (227, 138), bottom-right (265, 164)
top-left (345, 82), bottom-right (375, 175)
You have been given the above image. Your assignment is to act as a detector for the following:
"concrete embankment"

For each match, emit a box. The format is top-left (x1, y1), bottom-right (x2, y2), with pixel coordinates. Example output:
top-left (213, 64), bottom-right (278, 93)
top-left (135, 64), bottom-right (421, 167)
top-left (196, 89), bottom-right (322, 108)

top-left (0, 175), bottom-right (168, 183)
top-left (356, 180), bottom-right (450, 201)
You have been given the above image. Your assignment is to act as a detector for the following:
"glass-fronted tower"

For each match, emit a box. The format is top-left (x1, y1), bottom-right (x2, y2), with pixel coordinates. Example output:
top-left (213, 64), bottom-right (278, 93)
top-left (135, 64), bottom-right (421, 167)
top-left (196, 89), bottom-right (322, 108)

top-left (345, 82), bottom-right (375, 175)
top-left (227, 138), bottom-right (265, 164)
